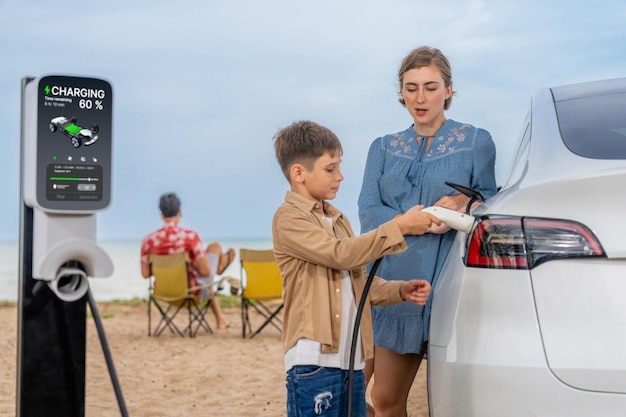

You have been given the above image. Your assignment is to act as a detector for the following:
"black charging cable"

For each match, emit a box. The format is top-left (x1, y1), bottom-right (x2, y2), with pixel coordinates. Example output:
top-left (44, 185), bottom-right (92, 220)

top-left (347, 256), bottom-right (382, 416)
top-left (87, 287), bottom-right (130, 417)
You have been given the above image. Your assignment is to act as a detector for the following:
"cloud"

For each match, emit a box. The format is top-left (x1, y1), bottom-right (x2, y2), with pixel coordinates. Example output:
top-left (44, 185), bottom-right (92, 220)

top-left (2, 0), bottom-right (626, 241)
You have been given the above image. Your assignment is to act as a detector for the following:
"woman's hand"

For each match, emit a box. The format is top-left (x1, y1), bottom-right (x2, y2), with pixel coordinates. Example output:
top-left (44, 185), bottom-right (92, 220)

top-left (432, 193), bottom-right (471, 212)
top-left (427, 222), bottom-right (451, 234)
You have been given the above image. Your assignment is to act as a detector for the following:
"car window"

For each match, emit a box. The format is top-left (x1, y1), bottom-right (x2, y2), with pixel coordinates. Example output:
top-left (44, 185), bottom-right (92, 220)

top-left (555, 92), bottom-right (626, 159)
top-left (501, 111), bottom-right (531, 189)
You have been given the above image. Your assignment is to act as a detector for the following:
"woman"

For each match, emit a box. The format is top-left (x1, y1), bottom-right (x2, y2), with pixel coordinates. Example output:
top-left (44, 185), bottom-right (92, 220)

top-left (358, 46), bottom-right (497, 417)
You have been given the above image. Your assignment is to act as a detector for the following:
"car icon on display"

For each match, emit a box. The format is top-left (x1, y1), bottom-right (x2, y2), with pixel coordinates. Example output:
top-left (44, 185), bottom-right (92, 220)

top-left (49, 116), bottom-right (99, 148)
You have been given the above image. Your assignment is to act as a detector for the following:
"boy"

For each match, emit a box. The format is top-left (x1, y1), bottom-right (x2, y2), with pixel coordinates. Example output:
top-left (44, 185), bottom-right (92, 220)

top-left (272, 120), bottom-right (441, 417)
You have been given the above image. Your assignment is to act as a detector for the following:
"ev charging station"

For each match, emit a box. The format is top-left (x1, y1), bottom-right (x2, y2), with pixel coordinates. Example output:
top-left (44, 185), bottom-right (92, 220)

top-left (18, 75), bottom-right (115, 417)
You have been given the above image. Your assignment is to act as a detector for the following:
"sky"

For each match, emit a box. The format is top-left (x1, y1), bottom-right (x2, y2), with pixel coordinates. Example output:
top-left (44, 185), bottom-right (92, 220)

top-left (1, 0), bottom-right (626, 242)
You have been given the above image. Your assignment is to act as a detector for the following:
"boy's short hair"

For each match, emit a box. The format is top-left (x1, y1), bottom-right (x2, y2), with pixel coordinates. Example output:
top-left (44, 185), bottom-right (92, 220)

top-left (273, 120), bottom-right (343, 181)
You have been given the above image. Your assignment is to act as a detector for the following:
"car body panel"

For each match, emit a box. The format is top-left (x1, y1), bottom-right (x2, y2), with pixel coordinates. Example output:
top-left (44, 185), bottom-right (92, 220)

top-left (532, 259), bottom-right (626, 393)
top-left (430, 234), bottom-right (544, 363)
top-left (429, 345), bottom-right (626, 417)
top-left (429, 249), bottom-right (626, 415)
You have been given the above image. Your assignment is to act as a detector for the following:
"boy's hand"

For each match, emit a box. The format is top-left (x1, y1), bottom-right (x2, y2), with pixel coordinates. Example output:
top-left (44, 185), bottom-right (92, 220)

top-left (396, 205), bottom-right (442, 235)
top-left (427, 222), bottom-right (451, 234)
top-left (401, 280), bottom-right (431, 306)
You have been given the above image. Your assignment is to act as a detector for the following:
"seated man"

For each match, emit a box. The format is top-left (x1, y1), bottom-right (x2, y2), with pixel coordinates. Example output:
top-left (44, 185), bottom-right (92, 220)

top-left (140, 192), bottom-right (234, 330)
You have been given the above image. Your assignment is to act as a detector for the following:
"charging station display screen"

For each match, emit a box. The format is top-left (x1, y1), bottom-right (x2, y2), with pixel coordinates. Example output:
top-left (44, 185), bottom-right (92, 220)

top-left (35, 76), bottom-right (112, 210)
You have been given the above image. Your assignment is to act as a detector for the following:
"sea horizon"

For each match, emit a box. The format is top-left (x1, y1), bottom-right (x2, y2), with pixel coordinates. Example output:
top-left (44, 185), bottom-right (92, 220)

top-left (0, 237), bottom-right (273, 302)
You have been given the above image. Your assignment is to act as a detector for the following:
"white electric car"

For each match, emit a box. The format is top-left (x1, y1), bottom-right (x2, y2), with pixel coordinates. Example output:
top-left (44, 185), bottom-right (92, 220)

top-left (429, 77), bottom-right (626, 416)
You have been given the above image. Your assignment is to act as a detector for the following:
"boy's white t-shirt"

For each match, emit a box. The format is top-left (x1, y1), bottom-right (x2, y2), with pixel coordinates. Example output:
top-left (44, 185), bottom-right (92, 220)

top-left (284, 217), bottom-right (364, 372)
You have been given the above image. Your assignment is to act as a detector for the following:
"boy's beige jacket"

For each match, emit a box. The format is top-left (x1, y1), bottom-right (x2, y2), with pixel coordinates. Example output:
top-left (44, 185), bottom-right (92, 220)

top-left (272, 191), bottom-right (407, 359)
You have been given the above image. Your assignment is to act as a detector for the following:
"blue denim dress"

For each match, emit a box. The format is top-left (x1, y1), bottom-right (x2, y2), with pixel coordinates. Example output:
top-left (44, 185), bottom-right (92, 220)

top-left (358, 119), bottom-right (497, 354)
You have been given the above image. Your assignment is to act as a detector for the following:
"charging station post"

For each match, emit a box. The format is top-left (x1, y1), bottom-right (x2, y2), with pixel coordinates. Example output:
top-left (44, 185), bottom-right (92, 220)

top-left (18, 75), bottom-right (114, 417)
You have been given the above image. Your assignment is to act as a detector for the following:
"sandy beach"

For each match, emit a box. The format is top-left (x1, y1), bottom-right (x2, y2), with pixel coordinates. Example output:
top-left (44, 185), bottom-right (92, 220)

top-left (0, 299), bottom-right (428, 416)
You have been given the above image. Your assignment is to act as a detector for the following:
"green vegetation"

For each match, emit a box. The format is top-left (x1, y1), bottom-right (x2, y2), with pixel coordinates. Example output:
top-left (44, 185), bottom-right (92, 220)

top-left (108, 297), bottom-right (144, 306)
top-left (0, 295), bottom-right (242, 318)
top-left (217, 295), bottom-right (241, 309)
top-left (87, 310), bottom-right (114, 319)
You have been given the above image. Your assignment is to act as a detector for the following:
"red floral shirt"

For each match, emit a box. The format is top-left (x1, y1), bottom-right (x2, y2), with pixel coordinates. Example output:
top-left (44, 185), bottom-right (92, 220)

top-left (140, 221), bottom-right (206, 289)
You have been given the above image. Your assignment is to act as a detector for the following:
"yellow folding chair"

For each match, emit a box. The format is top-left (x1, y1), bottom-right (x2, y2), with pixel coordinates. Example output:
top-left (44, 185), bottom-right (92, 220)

top-left (148, 252), bottom-right (215, 337)
top-left (240, 248), bottom-right (284, 339)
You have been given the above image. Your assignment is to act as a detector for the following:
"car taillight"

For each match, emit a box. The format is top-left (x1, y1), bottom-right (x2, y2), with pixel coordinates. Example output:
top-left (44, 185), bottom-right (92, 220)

top-left (465, 216), bottom-right (606, 269)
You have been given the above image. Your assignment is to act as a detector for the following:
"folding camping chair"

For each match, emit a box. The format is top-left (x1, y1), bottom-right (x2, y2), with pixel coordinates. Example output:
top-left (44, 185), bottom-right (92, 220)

top-left (147, 252), bottom-right (216, 337)
top-left (240, 248), bottom-right (284, 339)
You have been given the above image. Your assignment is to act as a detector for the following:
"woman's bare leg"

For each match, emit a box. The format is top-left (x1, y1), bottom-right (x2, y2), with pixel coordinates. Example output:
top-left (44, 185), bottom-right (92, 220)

top-left (370, 346), bottom-right (422, 417)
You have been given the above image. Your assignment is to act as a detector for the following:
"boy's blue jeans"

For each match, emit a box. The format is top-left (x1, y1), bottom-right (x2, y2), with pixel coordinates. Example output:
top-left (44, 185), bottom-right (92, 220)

top-left (286, 365), bottom-right (366, 417)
